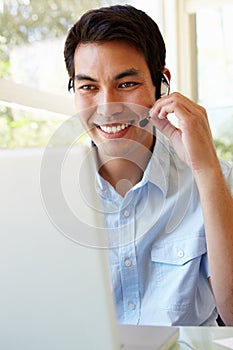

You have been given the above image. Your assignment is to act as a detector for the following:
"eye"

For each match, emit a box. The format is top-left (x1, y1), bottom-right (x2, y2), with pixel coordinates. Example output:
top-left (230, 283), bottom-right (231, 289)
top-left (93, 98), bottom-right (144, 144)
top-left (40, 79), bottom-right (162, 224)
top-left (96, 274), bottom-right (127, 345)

top-left (78, 84), bottom-right (97, 91)
top-left (119, 81), bottom-right (139, 89)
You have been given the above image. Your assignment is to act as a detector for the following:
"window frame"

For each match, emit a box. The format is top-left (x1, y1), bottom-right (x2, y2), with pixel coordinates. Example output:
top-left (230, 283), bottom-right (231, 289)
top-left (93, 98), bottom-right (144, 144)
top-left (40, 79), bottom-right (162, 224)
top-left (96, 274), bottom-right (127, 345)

top-left (1, 0), bottom-right (232, 116)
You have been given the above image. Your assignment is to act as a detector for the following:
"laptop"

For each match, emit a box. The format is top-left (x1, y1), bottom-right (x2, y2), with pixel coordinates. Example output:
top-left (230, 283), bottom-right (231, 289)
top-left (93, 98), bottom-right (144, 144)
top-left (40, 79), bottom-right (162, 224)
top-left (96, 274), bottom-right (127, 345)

top-left (0, 145), bottom-right (179, 350)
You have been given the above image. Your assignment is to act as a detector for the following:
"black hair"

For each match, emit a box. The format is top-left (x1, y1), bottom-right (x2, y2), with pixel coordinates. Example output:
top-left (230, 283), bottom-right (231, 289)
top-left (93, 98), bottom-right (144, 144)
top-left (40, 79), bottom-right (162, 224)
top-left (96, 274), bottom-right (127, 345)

top-left (64, 4), bottom-right (166, 99)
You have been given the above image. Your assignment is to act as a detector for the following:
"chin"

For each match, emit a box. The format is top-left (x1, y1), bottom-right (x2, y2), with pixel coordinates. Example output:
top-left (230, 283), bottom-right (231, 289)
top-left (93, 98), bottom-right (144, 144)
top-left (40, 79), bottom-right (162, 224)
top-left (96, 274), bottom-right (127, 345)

top-left (97, 138), bottom-right (138, 159)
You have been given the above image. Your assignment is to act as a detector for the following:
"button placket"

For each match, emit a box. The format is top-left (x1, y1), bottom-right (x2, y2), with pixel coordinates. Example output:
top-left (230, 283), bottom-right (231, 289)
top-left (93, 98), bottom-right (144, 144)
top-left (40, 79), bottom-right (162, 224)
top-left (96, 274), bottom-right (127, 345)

top-left (128, 302), bottom-right (136, 311)
top-left (177, 249), bottom-right (184, 258)
top-left (118, 199), bottom-right (140, 323)
top-left (124, 258), bottom-right (132, 267)
top-left (123, 210), bottom-right (130, 218)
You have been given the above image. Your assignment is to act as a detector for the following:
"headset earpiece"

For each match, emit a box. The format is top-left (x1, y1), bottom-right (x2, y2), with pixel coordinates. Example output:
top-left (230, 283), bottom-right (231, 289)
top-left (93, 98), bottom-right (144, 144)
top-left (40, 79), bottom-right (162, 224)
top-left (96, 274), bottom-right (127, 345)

top-left (160, 74), bottom-right (170, 97)
top-left (68, 78), bottom-right (75, 92)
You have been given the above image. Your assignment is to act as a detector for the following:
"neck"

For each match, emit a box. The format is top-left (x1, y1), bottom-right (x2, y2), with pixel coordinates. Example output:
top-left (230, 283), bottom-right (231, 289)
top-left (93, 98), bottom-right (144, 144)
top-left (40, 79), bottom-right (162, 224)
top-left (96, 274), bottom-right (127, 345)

top-left (97, 137), bottom-right (155, 197)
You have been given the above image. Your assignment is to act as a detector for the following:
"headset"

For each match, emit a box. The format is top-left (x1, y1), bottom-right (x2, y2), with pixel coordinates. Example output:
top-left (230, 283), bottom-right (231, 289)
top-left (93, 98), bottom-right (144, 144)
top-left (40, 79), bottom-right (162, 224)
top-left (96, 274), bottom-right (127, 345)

top-left (160, 73), bottom-right (170, 97)
top-left (139, 73), bottom-right (170, 127)
top-left (68, 78), bottom-right (74, 92)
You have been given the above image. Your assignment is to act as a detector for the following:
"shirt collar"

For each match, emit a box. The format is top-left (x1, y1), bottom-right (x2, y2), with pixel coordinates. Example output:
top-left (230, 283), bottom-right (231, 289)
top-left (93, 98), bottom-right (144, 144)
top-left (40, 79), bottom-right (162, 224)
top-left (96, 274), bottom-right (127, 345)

top-left (133, 130), bottom-right (170, 196)
top-left (95, 130), bottom-right (171, 198)
top-left (96, 169), bottom-right (121, 202)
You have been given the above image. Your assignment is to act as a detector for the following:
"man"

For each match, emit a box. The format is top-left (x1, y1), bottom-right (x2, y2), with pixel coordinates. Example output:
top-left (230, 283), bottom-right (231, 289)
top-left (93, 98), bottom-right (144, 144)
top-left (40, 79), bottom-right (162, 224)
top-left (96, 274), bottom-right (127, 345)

top-left (64, 4), bottom-right (233, 326)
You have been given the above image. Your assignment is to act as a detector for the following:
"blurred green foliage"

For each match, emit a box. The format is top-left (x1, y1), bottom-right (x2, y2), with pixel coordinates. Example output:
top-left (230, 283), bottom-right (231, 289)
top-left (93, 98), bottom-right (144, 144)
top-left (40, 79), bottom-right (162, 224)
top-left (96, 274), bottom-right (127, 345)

top-left (0, 0), bottom-right (120, 148)
top-left (0, 0), bottom-right (117, 66)
top-left (0, 0), bottom-right (232, 162)
top-left (214, 139), bottom-right (233, 164)
top-left (0, 106), bottom-right (87, 148)
top-left (0, 109), bottom-right (62, 148)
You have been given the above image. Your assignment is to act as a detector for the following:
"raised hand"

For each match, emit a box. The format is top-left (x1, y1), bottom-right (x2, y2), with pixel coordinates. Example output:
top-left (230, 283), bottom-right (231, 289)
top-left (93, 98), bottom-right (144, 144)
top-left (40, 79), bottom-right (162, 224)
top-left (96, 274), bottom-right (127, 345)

top-left (150, 92), bottom-right (219, 175)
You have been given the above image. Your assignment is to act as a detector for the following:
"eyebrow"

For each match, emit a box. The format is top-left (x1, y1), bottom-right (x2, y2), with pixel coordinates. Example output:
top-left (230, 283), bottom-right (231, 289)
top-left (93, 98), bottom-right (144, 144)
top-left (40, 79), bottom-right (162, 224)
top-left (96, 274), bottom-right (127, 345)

top-left (74, 74), bottom-right (97, 82)
top-left (74, 68), bottom-right (141, 82)
top-left (114, 68), bottom-right (141, 80)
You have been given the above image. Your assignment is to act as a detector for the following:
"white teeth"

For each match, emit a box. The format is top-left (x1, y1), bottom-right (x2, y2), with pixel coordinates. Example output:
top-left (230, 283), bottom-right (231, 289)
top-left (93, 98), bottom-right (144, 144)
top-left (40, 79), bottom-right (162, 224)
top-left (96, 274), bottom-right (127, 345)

top-left (99, 123), bottom-right (129, 134)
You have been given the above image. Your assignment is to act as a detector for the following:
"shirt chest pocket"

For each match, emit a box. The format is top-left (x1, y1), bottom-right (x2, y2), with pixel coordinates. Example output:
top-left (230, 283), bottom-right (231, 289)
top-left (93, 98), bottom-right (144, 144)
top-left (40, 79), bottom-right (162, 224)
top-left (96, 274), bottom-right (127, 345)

top-left (150, 236), bottom-right (207, 285)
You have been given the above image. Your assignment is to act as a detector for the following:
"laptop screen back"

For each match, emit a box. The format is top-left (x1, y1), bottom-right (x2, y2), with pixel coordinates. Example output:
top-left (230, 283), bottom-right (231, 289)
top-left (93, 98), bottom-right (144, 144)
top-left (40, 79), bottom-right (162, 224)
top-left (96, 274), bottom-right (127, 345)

top-left (0, 146), bottom-right (120, 350)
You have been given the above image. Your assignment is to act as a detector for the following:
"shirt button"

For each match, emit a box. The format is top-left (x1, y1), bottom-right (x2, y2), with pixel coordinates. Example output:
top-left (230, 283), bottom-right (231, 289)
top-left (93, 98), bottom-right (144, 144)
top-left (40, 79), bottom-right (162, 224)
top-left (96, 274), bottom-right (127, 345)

top-left (178, 249), bottom-right (184, 258)
top-left (128, 302), bottom-right (136, 310)
top-left (124, 258), bottom-right (132, 267)
top-left (123, 210), bottom-right (130, 217)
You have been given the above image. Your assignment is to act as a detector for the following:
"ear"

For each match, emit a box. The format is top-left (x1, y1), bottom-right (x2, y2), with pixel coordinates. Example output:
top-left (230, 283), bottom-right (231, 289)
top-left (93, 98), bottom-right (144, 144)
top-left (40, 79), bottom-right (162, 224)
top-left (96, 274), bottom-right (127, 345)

top-left (161, 68), bottom-right (171, 96)
top-left (163, 68), bottom-right (171, 82)
top-left (160, 68), bottom-right (171, 97)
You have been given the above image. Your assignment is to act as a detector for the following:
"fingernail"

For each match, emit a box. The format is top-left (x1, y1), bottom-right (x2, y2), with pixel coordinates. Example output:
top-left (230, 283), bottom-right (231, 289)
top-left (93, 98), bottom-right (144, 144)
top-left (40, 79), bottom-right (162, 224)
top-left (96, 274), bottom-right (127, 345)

top-left (148, 108), bottom-right (153, 118)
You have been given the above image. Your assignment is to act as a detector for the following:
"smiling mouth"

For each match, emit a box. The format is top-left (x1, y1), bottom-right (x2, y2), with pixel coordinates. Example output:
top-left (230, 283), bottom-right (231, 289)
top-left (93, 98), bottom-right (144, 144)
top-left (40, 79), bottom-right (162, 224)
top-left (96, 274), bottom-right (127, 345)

top-left (98, 123), bottom-right (130, 134)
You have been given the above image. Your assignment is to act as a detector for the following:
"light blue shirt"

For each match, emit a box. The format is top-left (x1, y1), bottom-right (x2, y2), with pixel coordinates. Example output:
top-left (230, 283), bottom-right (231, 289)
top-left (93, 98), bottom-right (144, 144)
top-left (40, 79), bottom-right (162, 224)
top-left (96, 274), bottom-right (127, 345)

top-left (96, 131), bottom-right (233, 326)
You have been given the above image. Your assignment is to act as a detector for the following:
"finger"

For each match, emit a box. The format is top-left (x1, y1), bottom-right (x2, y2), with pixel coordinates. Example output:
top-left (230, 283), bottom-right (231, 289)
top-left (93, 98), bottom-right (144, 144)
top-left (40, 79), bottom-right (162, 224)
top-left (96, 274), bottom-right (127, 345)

top-left (152, 115), bottom-right (180, 142)
top-left (155, 92), bottom-right (201, 113)
top-left (150, 101), bottom-right (191, 129)
top-left (150, 92), bottom-right (205, 121)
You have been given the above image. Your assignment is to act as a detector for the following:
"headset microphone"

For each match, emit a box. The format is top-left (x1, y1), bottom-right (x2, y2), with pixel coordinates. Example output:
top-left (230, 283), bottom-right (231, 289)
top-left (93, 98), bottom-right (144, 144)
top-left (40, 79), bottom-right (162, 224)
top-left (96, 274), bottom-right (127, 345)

top-left (139, 74), bottom-right (169, 128)
top-left (139, 115), bottom-right (151, 127)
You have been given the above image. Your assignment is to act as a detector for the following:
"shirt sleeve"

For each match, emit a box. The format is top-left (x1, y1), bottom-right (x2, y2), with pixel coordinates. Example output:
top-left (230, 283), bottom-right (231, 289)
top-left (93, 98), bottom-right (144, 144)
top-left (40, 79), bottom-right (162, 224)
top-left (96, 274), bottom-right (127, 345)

top-left (219, 158), bottom-right (233, 195)
top-left (202, 252), bottom-right (211, 279)
top-left (202, 158), bottom-right (233, 281)
top-left (228, 167), bottom-right (233, 195)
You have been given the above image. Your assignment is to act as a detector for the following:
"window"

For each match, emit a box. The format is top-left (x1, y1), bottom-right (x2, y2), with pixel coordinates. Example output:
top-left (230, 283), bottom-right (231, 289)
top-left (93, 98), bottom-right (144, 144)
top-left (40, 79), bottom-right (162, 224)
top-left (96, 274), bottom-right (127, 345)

top-left (162, 0), bottom-right (233, 163)
top-left (1, 0), bottom-right (232, 162)
top-left (196, 4), bottom-right (233, 156)
top-left (0, 0), bottom-right (125, 148)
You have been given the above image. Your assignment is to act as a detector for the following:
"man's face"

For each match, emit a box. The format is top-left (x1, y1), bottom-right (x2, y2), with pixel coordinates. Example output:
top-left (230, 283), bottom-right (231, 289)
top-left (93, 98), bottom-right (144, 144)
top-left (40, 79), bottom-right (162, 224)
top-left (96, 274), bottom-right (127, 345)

top-left (73, 41), bottom-right (156, 159)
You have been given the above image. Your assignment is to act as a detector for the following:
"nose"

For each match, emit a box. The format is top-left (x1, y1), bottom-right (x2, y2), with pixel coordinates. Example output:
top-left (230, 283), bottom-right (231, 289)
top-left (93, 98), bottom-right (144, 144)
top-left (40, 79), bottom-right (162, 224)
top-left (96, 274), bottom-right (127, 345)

top-left (96, 89), bottom-right (124, 118)
top-left (97, 102), bottom-right (124, 118)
